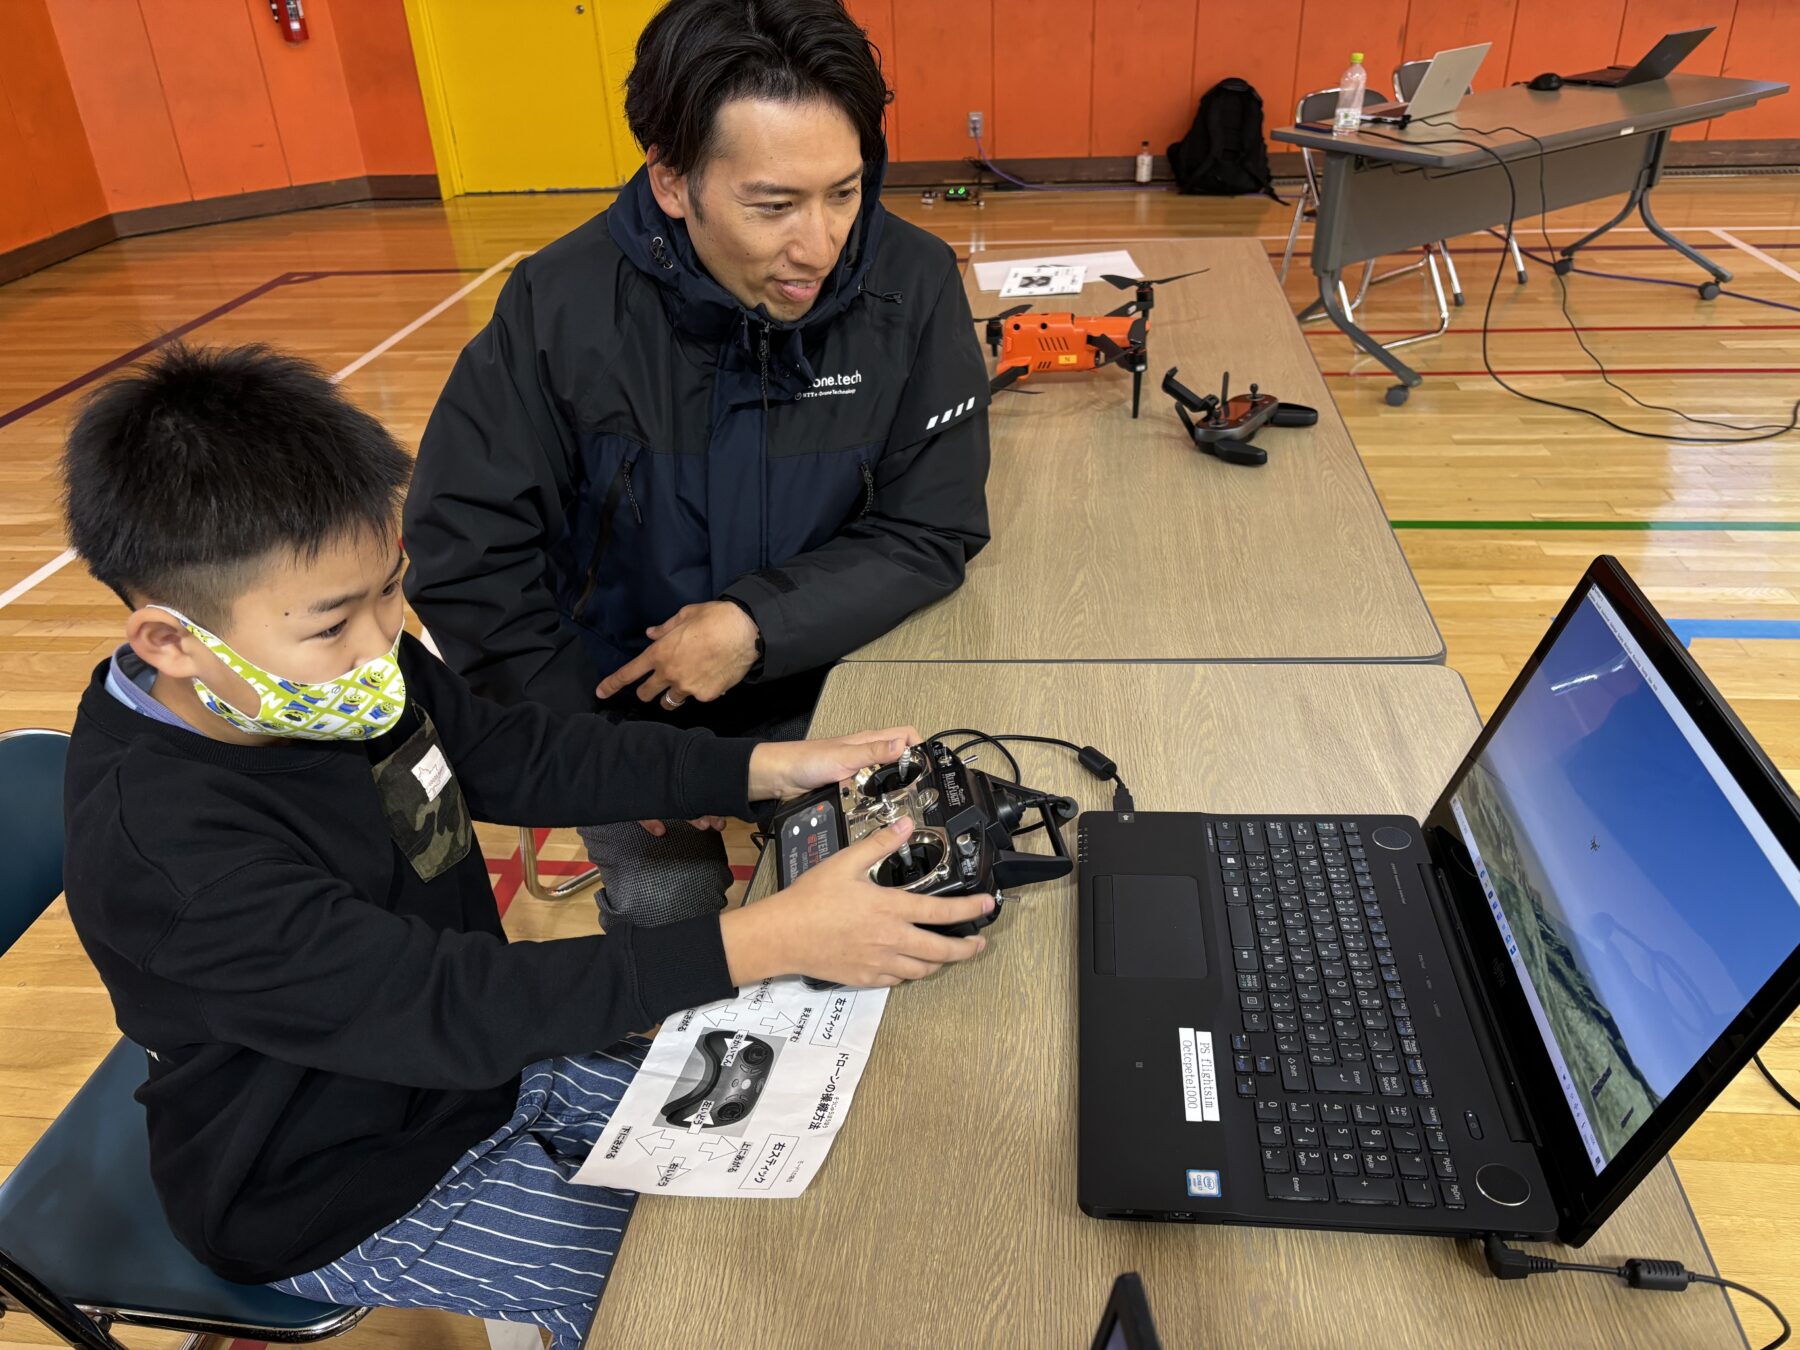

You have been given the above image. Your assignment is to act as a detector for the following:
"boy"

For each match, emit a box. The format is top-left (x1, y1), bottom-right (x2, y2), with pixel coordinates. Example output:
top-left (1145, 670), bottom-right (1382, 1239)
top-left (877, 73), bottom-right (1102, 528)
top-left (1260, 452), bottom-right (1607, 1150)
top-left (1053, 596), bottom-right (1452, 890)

top-left (58, 344), bottom-right (991, 1348)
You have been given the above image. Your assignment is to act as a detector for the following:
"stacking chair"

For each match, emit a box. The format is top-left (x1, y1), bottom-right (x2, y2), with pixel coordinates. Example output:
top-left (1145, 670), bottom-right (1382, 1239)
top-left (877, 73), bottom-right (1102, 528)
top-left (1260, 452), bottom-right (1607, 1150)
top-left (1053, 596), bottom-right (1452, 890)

top-left (1279, 86), bottom-right (1454, 351)
top-left (1392, 57), bottom-right (1531, 294)
top-left (0, 728), bottom-right (365, 1348)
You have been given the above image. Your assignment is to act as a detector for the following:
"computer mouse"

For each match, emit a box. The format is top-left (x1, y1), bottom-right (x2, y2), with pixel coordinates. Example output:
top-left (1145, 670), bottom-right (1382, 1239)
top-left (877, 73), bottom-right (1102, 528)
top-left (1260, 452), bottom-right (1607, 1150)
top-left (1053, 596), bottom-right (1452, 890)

top-left (1529, 72), bottom-right (1564, 91)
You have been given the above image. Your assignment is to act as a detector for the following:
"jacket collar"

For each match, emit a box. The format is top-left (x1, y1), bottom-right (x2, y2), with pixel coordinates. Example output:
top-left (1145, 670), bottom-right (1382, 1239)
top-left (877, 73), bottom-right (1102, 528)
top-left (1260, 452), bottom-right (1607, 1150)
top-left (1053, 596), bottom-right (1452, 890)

top-left (605, 145), bottom-right (889, 356)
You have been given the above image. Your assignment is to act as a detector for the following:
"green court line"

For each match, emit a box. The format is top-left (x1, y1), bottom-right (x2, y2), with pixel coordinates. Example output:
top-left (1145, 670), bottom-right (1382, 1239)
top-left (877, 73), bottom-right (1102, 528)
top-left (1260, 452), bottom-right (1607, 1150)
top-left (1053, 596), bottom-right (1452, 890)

top-left (1390, 519), bottom-right (1800, 532)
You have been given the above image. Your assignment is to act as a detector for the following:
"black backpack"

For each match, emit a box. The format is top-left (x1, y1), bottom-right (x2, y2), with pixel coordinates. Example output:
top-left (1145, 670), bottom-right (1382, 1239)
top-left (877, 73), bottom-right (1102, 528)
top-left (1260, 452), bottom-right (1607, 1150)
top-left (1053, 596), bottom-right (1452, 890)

top-left (1167, 78), bottom-right (1282, 201)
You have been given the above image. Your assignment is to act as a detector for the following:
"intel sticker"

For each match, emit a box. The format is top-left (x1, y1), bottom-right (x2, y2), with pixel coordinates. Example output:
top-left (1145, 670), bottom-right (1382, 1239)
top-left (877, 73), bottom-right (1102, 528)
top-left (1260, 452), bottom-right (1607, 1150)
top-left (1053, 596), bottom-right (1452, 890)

top-left (1186, 1169), bottom-right (1222, 1199)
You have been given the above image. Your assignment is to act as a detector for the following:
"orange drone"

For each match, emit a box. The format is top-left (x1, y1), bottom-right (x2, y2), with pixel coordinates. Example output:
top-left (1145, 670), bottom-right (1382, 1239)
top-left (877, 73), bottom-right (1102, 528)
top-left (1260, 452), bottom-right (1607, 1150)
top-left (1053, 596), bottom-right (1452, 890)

top-left (976, 268), bottom-right (1205, 417)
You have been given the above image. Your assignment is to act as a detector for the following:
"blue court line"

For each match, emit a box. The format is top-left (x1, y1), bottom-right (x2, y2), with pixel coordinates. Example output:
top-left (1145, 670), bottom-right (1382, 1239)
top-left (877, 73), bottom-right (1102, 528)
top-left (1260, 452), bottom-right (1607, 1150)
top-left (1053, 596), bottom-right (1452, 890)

top-left (1667, 619), bottom-right (1800, 647)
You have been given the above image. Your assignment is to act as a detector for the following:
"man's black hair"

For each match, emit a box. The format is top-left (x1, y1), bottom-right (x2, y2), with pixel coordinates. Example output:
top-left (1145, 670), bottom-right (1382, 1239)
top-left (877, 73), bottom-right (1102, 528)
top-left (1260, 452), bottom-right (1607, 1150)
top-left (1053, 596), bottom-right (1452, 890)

top-left (625, 0), bottom-right (891, 178)
top-left (61, 343), bottom-right (412, 628)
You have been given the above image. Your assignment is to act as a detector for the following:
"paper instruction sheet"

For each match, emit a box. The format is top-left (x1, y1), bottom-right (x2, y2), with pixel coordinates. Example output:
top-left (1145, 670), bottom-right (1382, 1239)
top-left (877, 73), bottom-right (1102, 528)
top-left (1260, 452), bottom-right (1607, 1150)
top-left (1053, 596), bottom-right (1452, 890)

top-left (573, 977), bottom-right (887, 1198)
top-left (972, 249), bottom-right (1142, 292)
top-left (999, 263), bottom-right (1086, 297)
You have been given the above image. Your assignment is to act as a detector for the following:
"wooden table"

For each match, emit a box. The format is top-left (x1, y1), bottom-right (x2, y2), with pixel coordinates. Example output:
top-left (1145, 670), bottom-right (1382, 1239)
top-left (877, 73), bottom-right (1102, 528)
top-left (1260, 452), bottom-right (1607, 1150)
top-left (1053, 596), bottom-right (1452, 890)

top-left (1272, 75), bottom-right (1788, 399)
top-left (844, 240), bottom-right (1445, 665)
top-left (589, 662), bottom-right (1741, 1349)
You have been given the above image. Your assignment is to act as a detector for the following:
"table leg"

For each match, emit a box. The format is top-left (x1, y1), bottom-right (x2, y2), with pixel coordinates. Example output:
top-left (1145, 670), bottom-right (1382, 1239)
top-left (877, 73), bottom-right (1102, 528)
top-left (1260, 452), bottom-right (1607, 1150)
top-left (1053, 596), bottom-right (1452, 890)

top-left (1638, 192), bottom-right (1732, 295)
top-left (1559, 191), bottom-right (1641, 261)
top-left (1558, 130), bottom-right (1730, 298)
top-left (1317, 271), bottom-right (1421, 403)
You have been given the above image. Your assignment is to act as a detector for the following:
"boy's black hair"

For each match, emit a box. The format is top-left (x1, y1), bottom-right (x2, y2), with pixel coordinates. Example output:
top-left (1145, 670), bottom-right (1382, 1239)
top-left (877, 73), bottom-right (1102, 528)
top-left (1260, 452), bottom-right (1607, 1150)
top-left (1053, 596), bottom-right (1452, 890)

top-left (61, 343), bottom-right (412, 629)
top-left (625, 0), bottom-right (891, 180)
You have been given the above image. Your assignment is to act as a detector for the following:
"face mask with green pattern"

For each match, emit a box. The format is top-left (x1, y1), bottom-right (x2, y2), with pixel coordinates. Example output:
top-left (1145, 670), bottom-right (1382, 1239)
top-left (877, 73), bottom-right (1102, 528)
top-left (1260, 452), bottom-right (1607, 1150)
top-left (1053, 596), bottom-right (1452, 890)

top-left (157, 607), bottom-right (407, 741)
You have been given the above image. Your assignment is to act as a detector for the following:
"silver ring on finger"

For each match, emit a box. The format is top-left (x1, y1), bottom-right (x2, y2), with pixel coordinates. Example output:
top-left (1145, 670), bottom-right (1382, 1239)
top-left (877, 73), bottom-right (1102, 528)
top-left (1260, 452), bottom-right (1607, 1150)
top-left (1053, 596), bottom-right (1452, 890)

top-left (662, 692), bottom-right (685, 709)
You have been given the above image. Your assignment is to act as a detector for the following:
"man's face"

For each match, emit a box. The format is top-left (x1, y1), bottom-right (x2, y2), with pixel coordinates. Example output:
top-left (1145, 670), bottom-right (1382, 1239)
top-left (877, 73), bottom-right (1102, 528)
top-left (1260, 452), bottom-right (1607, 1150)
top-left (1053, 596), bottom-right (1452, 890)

top-left (649, 97), bottom-right (865, 323)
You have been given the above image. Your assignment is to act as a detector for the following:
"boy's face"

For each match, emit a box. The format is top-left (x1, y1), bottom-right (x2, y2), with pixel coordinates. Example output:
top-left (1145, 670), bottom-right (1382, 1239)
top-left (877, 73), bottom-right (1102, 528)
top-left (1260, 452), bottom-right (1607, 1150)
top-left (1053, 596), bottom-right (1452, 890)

top-left (129, 529), bottom-right (407, 743)
top-left (647, 96), bottom-right (865, 323)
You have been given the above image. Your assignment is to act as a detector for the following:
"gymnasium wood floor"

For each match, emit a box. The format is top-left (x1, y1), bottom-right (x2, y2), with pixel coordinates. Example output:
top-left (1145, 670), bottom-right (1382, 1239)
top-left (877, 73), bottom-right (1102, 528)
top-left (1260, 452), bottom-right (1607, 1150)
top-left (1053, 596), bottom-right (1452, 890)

top-left (2, 176), bottom-right (1798, 1348)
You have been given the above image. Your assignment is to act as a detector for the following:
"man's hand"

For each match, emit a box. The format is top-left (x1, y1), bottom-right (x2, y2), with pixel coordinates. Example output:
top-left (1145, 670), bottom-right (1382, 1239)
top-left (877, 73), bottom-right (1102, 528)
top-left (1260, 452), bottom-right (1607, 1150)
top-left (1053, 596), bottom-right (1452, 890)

top-left (746, 726), bottom-right (921, 802)
top-left (719, 819), bottom-right (992, 988)
top-left (595, 601), bottom-right (760, 708)
top-left (638, 816), bottom-right (727, 838)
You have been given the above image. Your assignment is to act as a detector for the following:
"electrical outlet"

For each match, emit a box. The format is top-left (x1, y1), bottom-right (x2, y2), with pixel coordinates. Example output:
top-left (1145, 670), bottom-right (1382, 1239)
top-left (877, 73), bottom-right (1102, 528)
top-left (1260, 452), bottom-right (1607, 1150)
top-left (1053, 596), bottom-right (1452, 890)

top-left (968, 111), bottom-right (983, 139)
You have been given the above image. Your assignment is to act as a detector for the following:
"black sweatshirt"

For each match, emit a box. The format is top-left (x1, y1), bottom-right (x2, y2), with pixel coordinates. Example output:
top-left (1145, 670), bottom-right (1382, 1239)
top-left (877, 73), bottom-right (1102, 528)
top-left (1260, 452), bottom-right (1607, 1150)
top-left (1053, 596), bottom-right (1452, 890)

top-left (61, 635), bottom-right (754, 1284)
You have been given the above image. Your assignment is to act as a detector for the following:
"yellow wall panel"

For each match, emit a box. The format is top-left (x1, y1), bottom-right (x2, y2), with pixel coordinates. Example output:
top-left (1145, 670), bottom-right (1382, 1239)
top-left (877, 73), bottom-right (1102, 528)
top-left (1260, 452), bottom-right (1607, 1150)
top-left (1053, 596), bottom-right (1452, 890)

top-left (409, 0), bottom-right (649, 194)
top-left (593, 0), bottom-right (661, 179)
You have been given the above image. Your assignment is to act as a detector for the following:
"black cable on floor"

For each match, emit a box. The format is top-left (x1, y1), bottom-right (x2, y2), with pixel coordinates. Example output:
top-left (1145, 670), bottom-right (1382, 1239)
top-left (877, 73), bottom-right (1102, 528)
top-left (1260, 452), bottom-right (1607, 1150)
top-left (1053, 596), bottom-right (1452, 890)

top-left (1350, 119), bottom-right (1800, 443)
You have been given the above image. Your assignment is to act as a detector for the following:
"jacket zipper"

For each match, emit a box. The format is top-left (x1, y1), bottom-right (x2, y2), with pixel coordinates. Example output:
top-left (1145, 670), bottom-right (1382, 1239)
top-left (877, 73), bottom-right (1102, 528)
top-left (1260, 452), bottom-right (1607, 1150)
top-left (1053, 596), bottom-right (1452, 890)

top-left (756, 321), bottom-right (772, 567)
top-left (756, 321), bottom-right (771, 408)
top-left (858, 460), bottom-right (875, 517)
top-left (620, 460), bottom-right (641, 526)
top-left (576, 456), bottom-right (641, 613)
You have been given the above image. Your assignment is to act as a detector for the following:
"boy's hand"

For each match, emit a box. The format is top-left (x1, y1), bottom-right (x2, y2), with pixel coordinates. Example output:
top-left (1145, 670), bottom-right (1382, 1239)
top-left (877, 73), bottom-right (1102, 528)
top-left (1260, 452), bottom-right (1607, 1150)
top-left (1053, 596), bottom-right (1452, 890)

top-left (719, 819), bottom-right (992, 988)
top-left (747, 726), bottom-right (922, 801)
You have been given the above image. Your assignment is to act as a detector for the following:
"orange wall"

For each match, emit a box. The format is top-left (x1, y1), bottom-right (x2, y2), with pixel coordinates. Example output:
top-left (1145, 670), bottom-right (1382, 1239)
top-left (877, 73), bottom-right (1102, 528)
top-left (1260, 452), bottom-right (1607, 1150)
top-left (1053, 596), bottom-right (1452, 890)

top-left (849, 0), bottom-right (1794, 161)
top-left (0, 0), bottom-right (106, 252)
top-left (1, 0), bottom-right (434, 259)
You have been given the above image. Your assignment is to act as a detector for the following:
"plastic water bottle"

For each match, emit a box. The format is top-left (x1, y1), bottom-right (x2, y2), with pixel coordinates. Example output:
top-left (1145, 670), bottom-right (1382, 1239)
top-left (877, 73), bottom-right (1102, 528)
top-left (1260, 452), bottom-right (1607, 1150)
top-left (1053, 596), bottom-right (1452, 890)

top-left (1135, 140), bottom-right (1153, 184)
top-left (1333, 53), bottom-right (1367, 136)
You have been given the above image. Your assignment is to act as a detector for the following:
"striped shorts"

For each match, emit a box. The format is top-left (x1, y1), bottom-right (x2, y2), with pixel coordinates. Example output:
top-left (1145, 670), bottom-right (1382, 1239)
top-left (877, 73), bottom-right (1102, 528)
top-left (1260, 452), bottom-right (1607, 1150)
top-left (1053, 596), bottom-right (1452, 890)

top-left (269, 1040), bottom-right (648, 1350)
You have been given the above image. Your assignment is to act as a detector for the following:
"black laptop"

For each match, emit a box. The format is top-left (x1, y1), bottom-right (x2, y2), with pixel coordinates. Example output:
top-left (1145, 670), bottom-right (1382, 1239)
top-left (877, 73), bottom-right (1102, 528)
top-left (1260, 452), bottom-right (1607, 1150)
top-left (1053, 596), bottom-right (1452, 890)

top-left (1564, 27), bottom-right (1714, 88)
top-left (1078, 556), bottom-right (1800, 1243)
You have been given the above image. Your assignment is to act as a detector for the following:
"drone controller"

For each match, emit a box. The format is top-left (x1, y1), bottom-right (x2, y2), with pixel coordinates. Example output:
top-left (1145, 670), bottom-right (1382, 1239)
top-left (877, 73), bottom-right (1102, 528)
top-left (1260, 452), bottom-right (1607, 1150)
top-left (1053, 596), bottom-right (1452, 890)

top-left (1162, 367), bottom-right (1318, 467)
top-left (770, 739), bottom-right (1077, 939)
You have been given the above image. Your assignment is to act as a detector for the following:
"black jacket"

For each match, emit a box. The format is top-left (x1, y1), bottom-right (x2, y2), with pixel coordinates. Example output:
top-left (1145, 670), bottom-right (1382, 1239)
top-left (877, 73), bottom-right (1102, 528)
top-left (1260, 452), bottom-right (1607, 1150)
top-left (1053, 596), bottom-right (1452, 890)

top-left (61, 638), bottom-right (752, 1283)
top-left (403, 158), bottom-right (991, 727)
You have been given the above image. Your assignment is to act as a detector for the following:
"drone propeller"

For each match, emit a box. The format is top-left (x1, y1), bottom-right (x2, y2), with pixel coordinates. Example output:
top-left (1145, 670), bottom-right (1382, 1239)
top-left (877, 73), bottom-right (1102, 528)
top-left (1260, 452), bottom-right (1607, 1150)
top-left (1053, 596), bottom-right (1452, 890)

top-left (989, 364), bottom-right (1038, 395)
top-left (1087, 332), bottom-right (1127, 364)
top-left (1100, 268), bottom-right (1209, 290)
top-left (975, 303), bottom-right (1034, 324)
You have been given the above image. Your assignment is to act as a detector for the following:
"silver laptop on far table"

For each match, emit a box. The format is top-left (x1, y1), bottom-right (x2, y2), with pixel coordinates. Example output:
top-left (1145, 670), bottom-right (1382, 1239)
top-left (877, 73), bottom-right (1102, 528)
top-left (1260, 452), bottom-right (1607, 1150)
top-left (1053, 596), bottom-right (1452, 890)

top-left (1363, 43), bottom-right (1492, 125)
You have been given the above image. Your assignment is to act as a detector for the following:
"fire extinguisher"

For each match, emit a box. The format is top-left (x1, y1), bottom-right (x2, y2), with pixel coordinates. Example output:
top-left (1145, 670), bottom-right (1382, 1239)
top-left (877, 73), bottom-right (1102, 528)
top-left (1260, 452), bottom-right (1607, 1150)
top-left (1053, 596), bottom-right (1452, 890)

top-left (269, 0), bottom-right (308, 44)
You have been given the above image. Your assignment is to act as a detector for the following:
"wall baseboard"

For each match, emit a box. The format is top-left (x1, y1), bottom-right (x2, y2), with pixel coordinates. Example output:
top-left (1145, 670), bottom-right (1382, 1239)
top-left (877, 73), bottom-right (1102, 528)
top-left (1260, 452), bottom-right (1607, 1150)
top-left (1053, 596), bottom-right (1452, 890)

top-left (0, 175), bottom-right (442, 287)
top-left (883, 139), bottom-right (1800, 190)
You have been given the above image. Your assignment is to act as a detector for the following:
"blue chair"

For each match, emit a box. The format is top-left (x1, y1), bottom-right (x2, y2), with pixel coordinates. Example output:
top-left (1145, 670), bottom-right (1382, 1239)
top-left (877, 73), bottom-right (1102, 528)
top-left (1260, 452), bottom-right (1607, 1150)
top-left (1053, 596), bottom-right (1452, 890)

top-left (0, 727), bottom-right (365, 1347)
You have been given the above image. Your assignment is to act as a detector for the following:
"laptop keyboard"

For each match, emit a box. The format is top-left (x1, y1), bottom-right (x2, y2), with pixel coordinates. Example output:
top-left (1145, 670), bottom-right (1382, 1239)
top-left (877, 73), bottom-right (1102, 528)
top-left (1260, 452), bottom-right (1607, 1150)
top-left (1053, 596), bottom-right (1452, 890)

top-left (1211, 818), bottom-right (1466, 1210)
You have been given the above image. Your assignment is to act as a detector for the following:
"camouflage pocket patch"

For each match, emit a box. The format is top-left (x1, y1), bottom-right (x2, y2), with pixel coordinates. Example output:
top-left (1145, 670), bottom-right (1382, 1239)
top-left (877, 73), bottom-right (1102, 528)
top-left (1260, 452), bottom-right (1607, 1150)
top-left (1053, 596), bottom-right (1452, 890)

top-left (371, 710), bottom-right (472, 882)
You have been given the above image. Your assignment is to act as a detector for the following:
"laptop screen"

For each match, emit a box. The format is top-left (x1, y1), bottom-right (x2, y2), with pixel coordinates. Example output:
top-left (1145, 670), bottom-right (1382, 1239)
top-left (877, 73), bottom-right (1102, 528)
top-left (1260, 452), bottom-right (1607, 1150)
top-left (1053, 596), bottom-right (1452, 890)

top-left (1447, 584), bottom-right (1800, 1174)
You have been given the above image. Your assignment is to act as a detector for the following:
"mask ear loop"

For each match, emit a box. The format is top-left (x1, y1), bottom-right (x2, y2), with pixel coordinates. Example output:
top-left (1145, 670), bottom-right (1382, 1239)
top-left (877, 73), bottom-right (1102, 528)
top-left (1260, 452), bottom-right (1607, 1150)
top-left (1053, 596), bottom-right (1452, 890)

top-left (144, 604), bottom-right (274, 724)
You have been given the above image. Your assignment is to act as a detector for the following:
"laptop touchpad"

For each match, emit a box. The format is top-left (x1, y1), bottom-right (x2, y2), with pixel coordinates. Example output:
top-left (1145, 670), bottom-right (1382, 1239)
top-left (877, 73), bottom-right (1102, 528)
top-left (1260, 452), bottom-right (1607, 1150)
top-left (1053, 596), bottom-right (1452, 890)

top-left (1095, 874), bottom-right (1207, 979)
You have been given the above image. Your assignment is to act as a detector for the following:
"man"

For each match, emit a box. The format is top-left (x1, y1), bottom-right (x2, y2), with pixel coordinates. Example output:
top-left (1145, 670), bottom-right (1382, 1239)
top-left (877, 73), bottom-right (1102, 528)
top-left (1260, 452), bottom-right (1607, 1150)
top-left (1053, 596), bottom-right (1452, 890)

top-left (404, 0), bottom-right (991, 929)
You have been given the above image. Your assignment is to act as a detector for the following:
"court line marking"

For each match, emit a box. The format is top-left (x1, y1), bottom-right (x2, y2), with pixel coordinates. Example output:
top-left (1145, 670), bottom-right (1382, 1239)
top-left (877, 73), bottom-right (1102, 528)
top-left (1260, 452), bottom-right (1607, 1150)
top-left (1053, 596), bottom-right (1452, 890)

top-left (1325, 367), bottom-right (1800, 378)
top-left (0, 267), bottom-right (486, 432)
top-left (962, 226), bottom-right (1800, 251)
top-left (1711, 229), bottom-right (1800, 288)
top-left (1668, 619), bottom-right (1800, 643)
top-left (1390, 520), bottom-right (1800, 531)
top-left (0, 252), bottom-right (527, 612)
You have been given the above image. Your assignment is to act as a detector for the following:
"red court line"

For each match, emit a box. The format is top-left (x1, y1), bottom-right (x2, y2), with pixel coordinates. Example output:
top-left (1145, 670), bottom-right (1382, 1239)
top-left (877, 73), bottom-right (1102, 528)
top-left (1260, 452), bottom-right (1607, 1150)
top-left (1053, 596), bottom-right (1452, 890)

top-left (1270, 241), bottom-right (1800, 263)
top-left (1305, 323), bottom-right (1800, 337)
top-left (0, 266), bottom-right (488, 432)
top-left (1322, 366), bottom-right (1800, 378)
